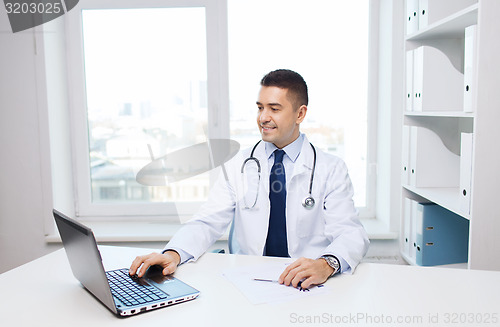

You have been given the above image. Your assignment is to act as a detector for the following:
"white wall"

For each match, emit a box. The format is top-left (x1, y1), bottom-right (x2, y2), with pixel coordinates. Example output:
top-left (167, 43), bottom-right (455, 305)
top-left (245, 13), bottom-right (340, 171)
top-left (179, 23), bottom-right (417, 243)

top-left (0, 10), bottom-right (60, 274)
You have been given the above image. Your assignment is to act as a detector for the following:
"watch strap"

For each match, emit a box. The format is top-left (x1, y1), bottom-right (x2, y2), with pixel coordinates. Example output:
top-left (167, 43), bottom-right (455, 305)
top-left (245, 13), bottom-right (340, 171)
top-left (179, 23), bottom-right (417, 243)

top-left (320, 255), bottom-right (341, 276)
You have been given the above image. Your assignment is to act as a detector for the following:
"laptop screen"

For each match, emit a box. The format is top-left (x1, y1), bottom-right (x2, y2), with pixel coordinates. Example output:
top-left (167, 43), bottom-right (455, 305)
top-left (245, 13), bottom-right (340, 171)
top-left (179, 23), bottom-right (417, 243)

top-left (53, 210), bottom-right (117, 313)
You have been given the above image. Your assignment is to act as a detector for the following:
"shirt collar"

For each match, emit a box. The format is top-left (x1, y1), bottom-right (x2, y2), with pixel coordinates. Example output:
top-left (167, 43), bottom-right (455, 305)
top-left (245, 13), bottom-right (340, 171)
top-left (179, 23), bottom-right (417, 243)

top-left (264, 133), bottom-right (304, 163)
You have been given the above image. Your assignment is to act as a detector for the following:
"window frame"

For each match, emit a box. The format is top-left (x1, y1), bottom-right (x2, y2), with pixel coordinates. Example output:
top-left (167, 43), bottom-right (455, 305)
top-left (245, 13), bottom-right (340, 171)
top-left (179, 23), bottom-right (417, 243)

top-left (362, 0), bottom-right (379, 220)
top-left (65, 0), bottom-right (229, 218)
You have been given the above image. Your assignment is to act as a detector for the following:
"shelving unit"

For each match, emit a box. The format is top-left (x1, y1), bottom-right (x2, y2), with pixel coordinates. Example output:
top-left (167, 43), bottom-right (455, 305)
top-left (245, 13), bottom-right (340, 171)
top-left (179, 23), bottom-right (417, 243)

top-left (400, 0), bottom-right (500, 270)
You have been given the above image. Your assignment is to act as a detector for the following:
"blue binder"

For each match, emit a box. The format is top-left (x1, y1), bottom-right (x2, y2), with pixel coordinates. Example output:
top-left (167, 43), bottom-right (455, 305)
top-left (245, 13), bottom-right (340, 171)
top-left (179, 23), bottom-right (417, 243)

top-left (415, 203), bottom-right (469, 266)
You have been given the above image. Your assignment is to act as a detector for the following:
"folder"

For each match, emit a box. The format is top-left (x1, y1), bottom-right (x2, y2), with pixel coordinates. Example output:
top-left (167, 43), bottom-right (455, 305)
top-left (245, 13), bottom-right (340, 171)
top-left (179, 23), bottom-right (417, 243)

top-left (411, 199), bottom-right (419, 262)
top-left (463, 25), bottom-right (477, 113)
top-left (409, 126), bottom-right (460, 188)
top-left (418, 0), bottom-right (428, 30)
top-left (406, 0), bottom-right (419, 35)
top-left (413, 46), bottom-right (463, 112)
top-left (401, 125), bottom-right (410, 185)
top-left (406, 50), bottom-right (414, 111)
top-left (415, 203), bottom-right (469, 266)
top-left (459, 133), bottom-right (473, 216)
top-left (402, 198), bottom-right (416, 261)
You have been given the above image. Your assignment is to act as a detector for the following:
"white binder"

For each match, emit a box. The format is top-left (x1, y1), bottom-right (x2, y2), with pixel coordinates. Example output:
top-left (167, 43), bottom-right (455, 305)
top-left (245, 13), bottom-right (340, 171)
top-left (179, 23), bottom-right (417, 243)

top-left (463, 25), bottom-right (477, 113)
top-left (459, 133), bottom-right (473, 216)
top-left (406, 0), bottom-right (419, 35)
top-left (418, 0), bottom-right (428, 29)
top-left (403, 198), bottom-right (413, 258)
top-left (402, 125), bottom-right (410, 185)
top-left (412, 47), bottom-right (423, 112)
top-left (410, 198), bottom-right (418, 262)
top-left (413, 46), bottom-right (463, 112)
top-left (406, 50), bottom-right (414, 111)
top-left (409, 126), bottom-right (460, 188)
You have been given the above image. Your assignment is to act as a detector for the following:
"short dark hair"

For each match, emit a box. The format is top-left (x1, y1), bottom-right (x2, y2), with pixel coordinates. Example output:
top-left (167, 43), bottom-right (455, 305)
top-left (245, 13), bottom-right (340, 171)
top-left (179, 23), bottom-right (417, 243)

top-left (260, 69), bottom-right (308, 109)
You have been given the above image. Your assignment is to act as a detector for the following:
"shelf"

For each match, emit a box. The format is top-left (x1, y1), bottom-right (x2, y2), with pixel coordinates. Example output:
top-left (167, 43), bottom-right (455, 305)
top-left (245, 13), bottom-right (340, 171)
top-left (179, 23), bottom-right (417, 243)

top-left (406, 4), bottom-right (478, 41)
top-left (403, 117), bottom-right (473, 155)
top-left (400, 252), bottom-right (468, 269)
top-left (403, 185), bottom-right (470, 220)
top-left (404, 111), bottom-right (474, 118)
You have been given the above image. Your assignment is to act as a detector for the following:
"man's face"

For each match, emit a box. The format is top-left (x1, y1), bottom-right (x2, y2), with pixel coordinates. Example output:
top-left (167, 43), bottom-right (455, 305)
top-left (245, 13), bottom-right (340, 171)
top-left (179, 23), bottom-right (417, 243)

top-left (256, 86), bottom-right (307, 149)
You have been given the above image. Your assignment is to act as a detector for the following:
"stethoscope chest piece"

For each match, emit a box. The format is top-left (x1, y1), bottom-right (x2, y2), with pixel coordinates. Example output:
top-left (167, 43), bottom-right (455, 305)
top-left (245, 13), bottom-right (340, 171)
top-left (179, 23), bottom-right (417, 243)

top-left (302, 196), bottom-right (315, 209)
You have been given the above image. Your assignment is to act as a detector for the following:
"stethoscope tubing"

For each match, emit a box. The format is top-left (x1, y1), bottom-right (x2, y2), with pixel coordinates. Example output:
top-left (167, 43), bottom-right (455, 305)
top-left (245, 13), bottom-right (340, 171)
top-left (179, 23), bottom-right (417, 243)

top-left (241, 140), bottom-right (316, 209)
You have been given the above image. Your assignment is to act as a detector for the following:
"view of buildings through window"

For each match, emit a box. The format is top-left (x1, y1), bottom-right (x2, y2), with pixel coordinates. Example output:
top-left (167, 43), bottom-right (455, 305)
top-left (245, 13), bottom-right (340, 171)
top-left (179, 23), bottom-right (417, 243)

top-left (228, 0), bottom-right (369, 207)
top-left (82, 7), bottom-right (210, 204)
top-left (82, 1), bottom-right (369, 208)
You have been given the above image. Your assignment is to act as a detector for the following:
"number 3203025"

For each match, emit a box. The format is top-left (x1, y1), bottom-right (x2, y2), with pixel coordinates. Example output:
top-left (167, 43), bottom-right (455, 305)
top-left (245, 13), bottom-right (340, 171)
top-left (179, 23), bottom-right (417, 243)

top-left (5, 2), bottom-right (62, 14)
top-left (443, 312), bottom-right (498, 324)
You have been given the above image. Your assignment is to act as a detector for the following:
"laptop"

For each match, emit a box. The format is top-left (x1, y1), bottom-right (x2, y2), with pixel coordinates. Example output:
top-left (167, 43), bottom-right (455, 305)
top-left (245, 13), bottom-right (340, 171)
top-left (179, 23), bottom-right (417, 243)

top-left (53, 209), bottom-right (200, 317)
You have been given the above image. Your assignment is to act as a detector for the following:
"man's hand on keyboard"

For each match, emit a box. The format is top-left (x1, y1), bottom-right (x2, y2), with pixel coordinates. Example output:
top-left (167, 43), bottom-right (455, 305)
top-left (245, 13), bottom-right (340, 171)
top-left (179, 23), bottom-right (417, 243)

top-left (129, 251), bottom-right (181, 278)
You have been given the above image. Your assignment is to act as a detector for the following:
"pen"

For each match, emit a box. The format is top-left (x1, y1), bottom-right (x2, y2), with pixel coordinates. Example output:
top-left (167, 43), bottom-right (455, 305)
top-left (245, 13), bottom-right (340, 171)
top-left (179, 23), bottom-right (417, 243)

top-left (253, 278), bottom-right (309, 291)
top-left (253, 278), bottom-right (278, 283)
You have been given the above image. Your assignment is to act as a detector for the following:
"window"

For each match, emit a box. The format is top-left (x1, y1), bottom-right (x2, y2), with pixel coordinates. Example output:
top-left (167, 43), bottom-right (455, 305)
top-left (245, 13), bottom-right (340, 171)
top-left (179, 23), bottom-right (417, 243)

top-left (66, 0), bottom-right (228, 218)
top-left (227, 0), bottom-right (374, 216)
top-left (82, 7), bottom-right (209, 205)
top-left (66, 0), bottom-right (375, 219)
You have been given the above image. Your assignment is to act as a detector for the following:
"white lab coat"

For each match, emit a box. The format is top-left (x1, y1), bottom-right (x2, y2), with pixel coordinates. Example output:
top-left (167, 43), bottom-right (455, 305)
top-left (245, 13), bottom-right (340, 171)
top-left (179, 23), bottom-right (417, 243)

top-left (165, 136), bottom-right (369, 273)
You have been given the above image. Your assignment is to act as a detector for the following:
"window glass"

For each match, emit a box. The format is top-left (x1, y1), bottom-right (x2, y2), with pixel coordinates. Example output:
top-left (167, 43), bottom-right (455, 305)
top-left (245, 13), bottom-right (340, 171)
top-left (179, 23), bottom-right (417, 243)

top-left (228, 0), bottom-right (369, 206)
top-left (81, 7), bottom-right (209, 204)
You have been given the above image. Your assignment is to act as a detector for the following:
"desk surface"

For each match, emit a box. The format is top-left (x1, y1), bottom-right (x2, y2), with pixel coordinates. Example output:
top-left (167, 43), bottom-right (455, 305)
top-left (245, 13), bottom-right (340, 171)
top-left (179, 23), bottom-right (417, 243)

top-left (1, 246), bottom-right (499, 327)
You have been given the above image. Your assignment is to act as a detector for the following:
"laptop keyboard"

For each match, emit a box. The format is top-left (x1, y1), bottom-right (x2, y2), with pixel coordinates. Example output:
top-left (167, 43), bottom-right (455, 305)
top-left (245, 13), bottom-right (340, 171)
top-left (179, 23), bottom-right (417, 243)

top-left (106, 269), bottom-right (168, 307)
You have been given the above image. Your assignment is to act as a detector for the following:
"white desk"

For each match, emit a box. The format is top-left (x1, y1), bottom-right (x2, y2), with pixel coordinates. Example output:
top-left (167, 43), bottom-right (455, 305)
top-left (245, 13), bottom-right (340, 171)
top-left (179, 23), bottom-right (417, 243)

top-left (1, 246), bottom-right (499, 326)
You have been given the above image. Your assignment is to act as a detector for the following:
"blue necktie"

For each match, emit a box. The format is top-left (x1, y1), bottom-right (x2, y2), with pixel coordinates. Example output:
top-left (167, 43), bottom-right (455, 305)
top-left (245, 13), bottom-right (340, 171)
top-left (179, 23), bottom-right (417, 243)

top-left (264, 149), bottom-right (289, 257)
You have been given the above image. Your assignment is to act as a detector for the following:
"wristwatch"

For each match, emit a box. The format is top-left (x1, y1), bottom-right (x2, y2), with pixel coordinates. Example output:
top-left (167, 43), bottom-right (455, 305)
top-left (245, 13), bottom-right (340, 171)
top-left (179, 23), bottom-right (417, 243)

top-left (319, 255), bottom-right (341, 276)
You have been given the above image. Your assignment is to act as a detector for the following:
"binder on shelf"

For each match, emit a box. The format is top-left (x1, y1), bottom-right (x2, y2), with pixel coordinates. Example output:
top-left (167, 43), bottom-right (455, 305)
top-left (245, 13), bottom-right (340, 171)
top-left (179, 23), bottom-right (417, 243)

top-left (406, 50), bottom-right (414, 111)
top-left (413, 46), bottom-right (463, 112)
top-left (409, 126), bottom-right (460, 188)
top-left (459, 133), bottom-right (473, 216)
top-left (410, 199), bottom-right (419, 261)
top-left (402, 198), bottom-right (417, 263)
top-left (402, 125), bottom-right (410, 185)
top-left (463, 24), bottom-right (477, 113)
top-left (417, 0), bottom-right (478, 30)
top-left (406, 0), bottom-right (419, 35)
top-left (415, 203), bottom-right (469, 266)
top-left (418, 0), bottom-right (428, 29)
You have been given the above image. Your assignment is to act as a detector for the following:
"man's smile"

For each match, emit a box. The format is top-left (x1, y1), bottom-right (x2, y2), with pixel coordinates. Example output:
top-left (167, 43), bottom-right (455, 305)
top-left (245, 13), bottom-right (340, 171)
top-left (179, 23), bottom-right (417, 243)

top-left (260, 124), bottom-right (277, 131)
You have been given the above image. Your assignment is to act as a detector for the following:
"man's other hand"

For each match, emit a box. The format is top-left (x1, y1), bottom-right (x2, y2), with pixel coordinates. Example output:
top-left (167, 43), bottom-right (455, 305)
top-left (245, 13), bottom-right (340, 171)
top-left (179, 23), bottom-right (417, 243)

top-left (278, 257), bottom-right (334, 289)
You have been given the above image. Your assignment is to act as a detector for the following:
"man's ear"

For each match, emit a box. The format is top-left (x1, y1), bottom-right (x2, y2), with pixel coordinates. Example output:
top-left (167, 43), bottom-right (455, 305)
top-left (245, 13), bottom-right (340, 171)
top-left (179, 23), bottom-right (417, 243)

top-left (296, 105), bottom-right (307, 124)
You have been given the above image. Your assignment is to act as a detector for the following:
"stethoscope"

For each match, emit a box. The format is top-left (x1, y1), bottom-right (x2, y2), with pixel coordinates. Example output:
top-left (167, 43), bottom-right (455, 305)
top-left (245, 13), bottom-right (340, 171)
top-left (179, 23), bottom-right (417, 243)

top-left (241, 140), bottom-right (317, 209)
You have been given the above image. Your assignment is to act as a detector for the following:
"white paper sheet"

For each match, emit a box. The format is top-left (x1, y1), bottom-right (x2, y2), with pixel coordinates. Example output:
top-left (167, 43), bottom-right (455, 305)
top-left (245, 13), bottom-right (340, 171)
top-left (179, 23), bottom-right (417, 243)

top-left (222, 262), bottom-right (329, 305)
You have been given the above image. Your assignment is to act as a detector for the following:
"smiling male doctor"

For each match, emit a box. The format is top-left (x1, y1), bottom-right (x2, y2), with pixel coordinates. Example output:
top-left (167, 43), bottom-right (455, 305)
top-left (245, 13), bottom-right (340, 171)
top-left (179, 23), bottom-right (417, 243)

top-left (130, 69), bottom-right (369, 289)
